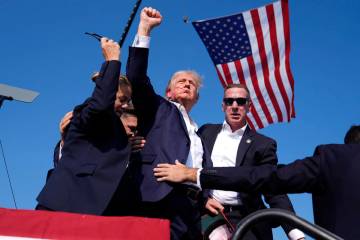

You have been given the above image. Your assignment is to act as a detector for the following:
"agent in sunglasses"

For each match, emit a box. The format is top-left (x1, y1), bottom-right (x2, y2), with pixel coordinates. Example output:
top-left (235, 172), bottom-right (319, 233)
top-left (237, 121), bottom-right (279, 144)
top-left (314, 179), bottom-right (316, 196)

top-left (191, 84), bottom-right (304, 240)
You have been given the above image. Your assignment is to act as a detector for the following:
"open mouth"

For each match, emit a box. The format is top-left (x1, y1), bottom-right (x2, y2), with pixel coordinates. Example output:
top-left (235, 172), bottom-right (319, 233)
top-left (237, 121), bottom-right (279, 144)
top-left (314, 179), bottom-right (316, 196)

top-left (231, 113), bottom-right (241, 119)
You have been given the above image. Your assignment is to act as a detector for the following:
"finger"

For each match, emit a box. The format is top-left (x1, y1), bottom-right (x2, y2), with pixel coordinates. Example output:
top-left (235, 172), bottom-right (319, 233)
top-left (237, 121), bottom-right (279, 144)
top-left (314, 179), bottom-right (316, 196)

top-left (65, 111), bottom-right (73, 118)
top-left (153, 167), bottom-right (166, 173)
top-left (154, 10), bottom-right (161, 18)
top-left (211, 209), bottom-right (219, 215)
top-left (175, 160), bottom-right (183, 165)
top-left (130, 139), bottom-right (144, 145)
top-left (156, 163), bottom-right (172, 168)
top-left (144, 7), bottom-right (152, 15)
top-left (150, 8), bottom-right (157, 17)
top-left (207, 206), bottom-right (219, 215)
top-left (156, 176), bottom-right (167, 182)
top-left (101, 37), bottom-right (108, 44)
top-left (154, 171), bottom-right (167, 177)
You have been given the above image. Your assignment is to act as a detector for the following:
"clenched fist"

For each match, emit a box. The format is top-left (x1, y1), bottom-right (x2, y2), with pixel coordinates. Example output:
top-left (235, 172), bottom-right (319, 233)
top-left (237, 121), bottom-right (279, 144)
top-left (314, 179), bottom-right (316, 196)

top-left (138, 7), bottom-right (162, 36)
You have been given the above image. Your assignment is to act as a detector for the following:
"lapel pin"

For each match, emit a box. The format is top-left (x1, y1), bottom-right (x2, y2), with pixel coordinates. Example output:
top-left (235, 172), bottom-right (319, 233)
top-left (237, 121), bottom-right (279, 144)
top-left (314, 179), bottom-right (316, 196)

top-left (246, 139), bottom-right (252, 144)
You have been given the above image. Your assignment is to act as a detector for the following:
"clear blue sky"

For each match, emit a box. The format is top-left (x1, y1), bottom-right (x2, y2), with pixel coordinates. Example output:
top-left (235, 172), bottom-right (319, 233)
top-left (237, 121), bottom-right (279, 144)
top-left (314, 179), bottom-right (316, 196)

top-left (1, 0), bottom-right (359, 238)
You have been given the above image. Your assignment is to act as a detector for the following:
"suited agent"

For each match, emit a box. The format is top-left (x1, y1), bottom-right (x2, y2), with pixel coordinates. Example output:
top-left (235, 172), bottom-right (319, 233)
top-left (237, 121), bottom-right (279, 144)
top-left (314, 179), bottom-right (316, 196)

top-left (37, 38), bottom-right (132, 215)
top-left (126, 7), bottom-right (212, 240)
top-left (54, 73), bottom-right (138, 165)
top-left (197, 84), bottom-right (304, 240)
top-left (155, 126), bottom-right (360, 239)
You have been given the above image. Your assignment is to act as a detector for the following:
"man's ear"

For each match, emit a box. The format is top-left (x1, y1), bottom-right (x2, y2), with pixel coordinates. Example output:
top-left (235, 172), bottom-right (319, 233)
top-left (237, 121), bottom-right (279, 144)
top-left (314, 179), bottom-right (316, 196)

top-left (247, 100), bottom-right (252, 113)
top-left (166, 88), bottom-right (172, 99)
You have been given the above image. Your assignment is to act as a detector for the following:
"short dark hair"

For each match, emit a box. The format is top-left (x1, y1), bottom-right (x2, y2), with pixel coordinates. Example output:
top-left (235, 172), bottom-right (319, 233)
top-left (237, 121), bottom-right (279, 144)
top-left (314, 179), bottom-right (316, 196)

top-left (224, 84), bottom-right (250, 99)
top-left (344, 125), bottom-right (360, 144)
top-left (118, 75), bottom-right (131, 88)
top-left (91, 72), bottom-right (131, 89)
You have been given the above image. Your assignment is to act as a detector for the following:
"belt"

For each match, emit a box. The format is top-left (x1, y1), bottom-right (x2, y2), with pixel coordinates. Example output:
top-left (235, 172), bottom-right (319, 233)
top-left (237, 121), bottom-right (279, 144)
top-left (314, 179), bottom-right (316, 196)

top-left (177, 184), bottom-right (201, 201)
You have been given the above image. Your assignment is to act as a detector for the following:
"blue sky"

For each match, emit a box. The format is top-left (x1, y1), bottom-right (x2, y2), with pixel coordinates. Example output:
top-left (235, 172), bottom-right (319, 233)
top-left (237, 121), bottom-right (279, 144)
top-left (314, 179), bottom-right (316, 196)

top-left (1, 0), bottom-right (359, 238)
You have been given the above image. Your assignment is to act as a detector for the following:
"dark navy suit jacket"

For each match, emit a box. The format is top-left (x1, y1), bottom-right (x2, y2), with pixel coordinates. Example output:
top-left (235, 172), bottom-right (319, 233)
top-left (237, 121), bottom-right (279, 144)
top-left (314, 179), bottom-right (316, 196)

top-left (200, 144), bottom-right (360, 239)
top-left (199, 124), bottom-right (296, 235)
top-left (37, 61), bottom-right (131, 215)
top-left (126, 47), bottom-right (212, 202)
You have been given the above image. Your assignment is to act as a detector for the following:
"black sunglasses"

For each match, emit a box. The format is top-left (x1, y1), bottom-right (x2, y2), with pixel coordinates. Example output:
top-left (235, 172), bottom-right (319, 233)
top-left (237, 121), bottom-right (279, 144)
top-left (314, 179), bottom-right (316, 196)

top-left (223, 97), bottom-right (248, 106)
top-left (84, 32), bottom-right (104, 41)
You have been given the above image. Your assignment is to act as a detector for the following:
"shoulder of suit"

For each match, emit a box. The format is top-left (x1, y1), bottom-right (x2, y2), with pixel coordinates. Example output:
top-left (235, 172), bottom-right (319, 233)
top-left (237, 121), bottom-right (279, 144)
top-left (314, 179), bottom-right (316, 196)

top-left (198, 123), bottom-right (222, 134)
top-left (250, 130), bottom-right (276, 144)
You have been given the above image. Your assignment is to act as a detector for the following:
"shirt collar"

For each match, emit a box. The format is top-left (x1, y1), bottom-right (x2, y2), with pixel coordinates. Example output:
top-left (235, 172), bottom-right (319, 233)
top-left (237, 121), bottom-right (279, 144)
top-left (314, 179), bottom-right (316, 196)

top-left (170, 100), bottom-right (198, 131)
top-left (222, 120), bottom-right (247, 135)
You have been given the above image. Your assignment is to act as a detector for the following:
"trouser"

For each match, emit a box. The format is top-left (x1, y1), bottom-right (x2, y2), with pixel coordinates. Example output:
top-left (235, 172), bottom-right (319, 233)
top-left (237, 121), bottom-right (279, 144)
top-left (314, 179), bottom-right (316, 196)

top-left (221, 205), bottom-right (273, 240)
top-left (138, 186), bottom-right (203, 240)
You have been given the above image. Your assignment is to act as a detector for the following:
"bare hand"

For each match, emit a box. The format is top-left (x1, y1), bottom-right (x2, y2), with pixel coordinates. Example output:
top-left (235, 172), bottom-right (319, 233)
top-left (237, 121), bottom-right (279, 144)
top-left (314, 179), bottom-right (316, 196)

top-left (59, 111), bottom-right (73, 146)
top-left (205, 198), bottom-right (224, 215)
top-left (101, 37), bottom-right (120, 61)
top-left (154, 160), bottom-right (197, 183)
top-left (138, 7), bottom-right (162, 36)
top-left (129, 135), bottom-right (146, 152)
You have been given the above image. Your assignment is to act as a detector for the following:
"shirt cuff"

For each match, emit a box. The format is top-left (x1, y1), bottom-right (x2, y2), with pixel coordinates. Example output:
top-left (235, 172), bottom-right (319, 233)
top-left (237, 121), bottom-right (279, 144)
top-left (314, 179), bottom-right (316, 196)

top-left (59, 142), bottom-right (63, 160)
top-left (288, 229), bottom-right (305, 240)
top-left (132, 35), bottom-right (150, 48)
top-left (196, 168), bottom-right (203, 190)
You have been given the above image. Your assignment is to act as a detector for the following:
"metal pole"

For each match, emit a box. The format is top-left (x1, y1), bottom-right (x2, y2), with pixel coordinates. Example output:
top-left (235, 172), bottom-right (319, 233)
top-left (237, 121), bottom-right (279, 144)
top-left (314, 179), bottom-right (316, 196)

top-left (118, 0), bottom-right (143, 48)
top-left (232, 209), bottom-right (343, 240)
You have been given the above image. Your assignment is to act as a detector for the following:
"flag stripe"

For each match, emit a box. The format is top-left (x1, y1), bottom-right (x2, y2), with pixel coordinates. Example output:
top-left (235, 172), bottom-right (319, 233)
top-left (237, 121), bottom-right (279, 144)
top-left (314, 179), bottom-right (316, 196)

top-left (274, 1), bottom-right (294, 121)
top-left (215, 65), bottom-right (227, 88)
top-left (247, 56), bottom-right (269, 127)
top-left (243, 11), bottom-right (274, 125)
top-left (246, 116), bottom-right (256, 130)
top-left (281, 0), bottom-right (296, 118)
top-left (234, 60), bottom-right (246, 84)
top-left (221, 64), bottom-right (234, 85)
top-left (240, 58), bottom-right (265, 129)
top-left (259, 5), bottom-right (289, 122)
top-left (228, 62), bottom-right (240, 84)
top-left (250, 8), bottom-right (283, 122)
top-left (266, 4), bottom-right (291, 121)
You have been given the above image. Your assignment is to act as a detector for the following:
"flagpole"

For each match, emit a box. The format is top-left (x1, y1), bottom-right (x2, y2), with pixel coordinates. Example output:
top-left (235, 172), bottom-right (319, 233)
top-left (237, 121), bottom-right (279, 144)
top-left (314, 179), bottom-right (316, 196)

top-left (118, 0), bottom-right (143, 48)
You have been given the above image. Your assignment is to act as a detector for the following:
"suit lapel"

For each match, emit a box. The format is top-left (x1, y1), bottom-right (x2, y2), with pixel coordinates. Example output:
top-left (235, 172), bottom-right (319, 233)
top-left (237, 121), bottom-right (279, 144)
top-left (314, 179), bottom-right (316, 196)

top-left (206, 125), bottom-right (222, 154)
top-left (175, 105), bottom-right (191, 141)
top-left (235, 126), bottom-right (255, 166)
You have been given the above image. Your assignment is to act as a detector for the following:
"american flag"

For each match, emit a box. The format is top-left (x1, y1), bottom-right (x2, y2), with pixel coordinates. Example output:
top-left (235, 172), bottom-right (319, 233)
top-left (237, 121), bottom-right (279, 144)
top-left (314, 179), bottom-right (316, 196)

top-left (193, 0), bottom-right (295, 129)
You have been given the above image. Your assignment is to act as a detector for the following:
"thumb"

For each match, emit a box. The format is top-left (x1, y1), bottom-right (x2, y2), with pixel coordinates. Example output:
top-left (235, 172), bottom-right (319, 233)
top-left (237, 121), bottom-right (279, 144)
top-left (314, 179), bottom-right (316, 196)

top-left (175, 160), bottom-right (181, 165)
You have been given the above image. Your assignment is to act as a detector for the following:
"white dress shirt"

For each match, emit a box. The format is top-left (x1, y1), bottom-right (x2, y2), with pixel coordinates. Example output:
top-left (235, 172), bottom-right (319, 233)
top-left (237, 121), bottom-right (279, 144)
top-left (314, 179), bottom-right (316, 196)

top-left (210, 121), bottom-right (246, 205)
top-left (171, 101), bottom-right (204, 169)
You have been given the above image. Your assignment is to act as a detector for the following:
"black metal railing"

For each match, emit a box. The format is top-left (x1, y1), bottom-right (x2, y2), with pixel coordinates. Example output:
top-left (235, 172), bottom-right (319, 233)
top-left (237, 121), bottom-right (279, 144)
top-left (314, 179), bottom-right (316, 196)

top-left (231, 209), bottom-right (343, 240)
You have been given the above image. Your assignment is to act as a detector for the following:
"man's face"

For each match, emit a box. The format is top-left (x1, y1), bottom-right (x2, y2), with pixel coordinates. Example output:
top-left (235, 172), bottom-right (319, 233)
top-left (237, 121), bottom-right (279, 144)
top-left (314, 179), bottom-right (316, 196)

top-left (222, 87), bottom-right (250, 131)
top-left (121, 114), bottom-right (138, 137)
top-left (114, 85), bottom-right (132, 116)
top-left (166, 73), bottom-right (198, 108)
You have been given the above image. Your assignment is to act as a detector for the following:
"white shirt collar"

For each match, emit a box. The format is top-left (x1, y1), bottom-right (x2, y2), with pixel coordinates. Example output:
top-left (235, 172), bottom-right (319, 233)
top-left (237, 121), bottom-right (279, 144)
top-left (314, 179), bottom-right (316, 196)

top-left (222, 121), bottom-right (247, 135)
top-left (170, 100), bottom-right (198, 131)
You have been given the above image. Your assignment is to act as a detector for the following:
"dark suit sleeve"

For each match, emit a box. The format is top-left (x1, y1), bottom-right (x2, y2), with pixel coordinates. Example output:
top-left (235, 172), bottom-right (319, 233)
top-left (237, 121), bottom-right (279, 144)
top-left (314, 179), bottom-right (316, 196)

top-left (73, 61), bottom-right (121, 132)
top-left (53, 141), bottom-right (61, 168)
top-left (255, 139), bottom-right (298, 233)
top-left (126, 47), bottom-right (160, 125)
top-left (200, 154), bottom-right (323, 194)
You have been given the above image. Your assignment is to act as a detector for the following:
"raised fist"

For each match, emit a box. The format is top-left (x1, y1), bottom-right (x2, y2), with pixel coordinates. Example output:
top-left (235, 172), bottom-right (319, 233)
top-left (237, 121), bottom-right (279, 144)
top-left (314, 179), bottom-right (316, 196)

top-left (138, 7), bottom-right (162, 36)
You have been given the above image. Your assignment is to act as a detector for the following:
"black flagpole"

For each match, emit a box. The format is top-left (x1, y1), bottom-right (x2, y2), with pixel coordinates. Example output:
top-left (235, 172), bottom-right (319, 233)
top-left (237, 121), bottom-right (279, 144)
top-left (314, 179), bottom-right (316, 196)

top-left (118, 0), bottom-right (143, 48)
